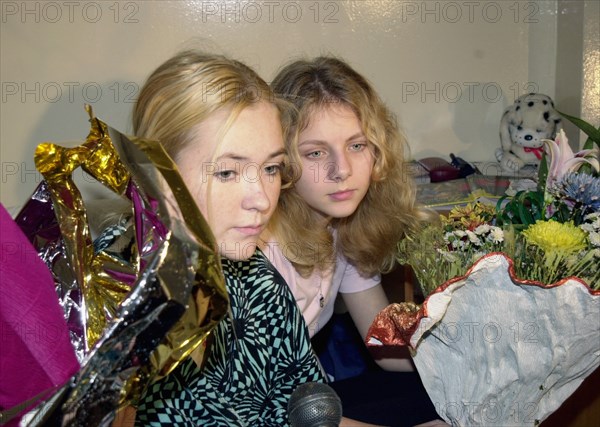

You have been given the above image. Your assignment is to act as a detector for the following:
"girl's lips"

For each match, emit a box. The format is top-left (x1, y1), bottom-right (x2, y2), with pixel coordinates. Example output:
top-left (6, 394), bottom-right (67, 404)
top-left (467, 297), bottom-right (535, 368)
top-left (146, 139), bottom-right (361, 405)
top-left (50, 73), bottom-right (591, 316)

top-left (235, 225), bottom-right (264, 236)
top-left (328, 190), bottom-right (355, 201)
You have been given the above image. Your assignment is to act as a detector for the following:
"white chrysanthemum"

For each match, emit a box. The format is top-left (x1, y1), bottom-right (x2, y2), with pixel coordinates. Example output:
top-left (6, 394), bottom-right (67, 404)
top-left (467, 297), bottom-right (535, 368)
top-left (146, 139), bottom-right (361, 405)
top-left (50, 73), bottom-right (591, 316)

top-left (466, 230), bottom-right (482, 245)
top-left (454, 230), bottom-right (467, 238)
top-left (584, 212), bottom-right (600, 230)
top-left (580, 223), bottom-right (595, 233)
top-left (584, 212), bottom-right (600, 221)
top-left (489, 227), bottom-right (504, 244)
top-left (474, 224), bottom-right (491, 235)
top-left (589, 231), bottom-right (600, 247)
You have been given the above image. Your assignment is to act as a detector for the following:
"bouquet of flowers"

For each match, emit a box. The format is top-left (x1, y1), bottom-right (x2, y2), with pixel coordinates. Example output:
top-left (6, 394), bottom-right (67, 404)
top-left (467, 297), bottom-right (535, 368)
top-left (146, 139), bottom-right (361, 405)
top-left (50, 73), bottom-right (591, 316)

top-left (367, 116), bottom-right (600, 426)
top-left (399, 122), bottom-right (599, 296)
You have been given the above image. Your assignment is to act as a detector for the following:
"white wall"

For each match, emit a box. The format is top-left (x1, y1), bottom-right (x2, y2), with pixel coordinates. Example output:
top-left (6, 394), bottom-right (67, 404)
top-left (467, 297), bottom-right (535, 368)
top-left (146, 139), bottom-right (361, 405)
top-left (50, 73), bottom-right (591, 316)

top-left (0, 0), bottom-right (596, 209)
top-left (581, 0), bottom-right (600, 139)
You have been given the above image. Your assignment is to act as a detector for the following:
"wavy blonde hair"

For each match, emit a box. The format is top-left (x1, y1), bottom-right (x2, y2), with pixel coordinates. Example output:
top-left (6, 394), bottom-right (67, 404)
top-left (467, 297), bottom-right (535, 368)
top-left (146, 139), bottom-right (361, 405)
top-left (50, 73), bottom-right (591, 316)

top-left (269, 56), bottom-right (420, 277)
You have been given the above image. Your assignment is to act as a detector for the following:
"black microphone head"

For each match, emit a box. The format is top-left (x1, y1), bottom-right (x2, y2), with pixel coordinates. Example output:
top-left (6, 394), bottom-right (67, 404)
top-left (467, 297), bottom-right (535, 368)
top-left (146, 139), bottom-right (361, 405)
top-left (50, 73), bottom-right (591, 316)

top-left (288, 382), bottom-right (342, 427)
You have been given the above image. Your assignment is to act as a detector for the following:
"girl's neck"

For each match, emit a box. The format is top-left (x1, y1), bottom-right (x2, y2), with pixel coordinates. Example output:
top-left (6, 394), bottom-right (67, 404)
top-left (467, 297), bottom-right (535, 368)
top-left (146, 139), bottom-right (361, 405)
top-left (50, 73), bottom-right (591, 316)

top-left (312, 210), bottom-right (332, 231)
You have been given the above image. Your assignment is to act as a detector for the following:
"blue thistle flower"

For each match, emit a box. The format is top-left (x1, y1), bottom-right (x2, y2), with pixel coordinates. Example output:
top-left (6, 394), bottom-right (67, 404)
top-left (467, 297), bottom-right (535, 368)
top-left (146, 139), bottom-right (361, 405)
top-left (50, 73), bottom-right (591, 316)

top-left (554, 173), bottom-right (600, 213)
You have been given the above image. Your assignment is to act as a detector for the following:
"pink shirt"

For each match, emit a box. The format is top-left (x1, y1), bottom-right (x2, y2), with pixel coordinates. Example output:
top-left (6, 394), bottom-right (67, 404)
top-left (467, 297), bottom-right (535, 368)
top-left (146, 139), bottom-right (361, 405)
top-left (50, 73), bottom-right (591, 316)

top-left (261, 239), bottom-right (380, 337)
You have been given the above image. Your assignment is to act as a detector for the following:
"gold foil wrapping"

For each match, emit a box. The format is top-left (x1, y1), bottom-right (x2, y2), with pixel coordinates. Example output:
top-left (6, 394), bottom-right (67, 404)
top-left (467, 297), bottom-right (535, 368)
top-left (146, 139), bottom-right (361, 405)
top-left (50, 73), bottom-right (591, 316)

top-left (24, 106), bottom-right (228, 426)
top-left (34, 108), bottom-right (132, 353)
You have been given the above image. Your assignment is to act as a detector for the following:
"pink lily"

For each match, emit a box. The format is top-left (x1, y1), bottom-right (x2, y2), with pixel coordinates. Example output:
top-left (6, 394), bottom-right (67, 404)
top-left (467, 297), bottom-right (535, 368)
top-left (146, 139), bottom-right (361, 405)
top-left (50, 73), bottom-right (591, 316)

top-left (544, 129), bottom-right (599, 185)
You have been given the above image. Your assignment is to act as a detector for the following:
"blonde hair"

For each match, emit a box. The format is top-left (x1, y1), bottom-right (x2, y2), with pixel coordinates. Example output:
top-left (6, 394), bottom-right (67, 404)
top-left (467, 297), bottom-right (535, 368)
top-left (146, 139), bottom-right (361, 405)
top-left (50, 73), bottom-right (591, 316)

top-left (99, 50), bottom-right (291, 233)
top-left (133, 50), bottom-right (292, 173)
top-left (269, 56), bottom-right (420, 277)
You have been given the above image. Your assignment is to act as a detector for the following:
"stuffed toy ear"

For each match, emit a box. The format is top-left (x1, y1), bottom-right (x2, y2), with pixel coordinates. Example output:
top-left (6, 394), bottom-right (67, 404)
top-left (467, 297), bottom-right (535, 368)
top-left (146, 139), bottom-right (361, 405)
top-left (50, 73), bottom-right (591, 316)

top-left (549, 113), bottom-right (563, 139)
top-left (499, 108), bottom-right (514, 151)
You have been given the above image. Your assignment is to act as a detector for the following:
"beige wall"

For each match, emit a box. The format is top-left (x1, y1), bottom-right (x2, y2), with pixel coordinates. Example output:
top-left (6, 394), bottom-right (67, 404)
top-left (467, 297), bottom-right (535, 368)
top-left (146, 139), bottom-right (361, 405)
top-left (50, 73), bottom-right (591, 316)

top-left (1, 0), bottom-right (597, 209)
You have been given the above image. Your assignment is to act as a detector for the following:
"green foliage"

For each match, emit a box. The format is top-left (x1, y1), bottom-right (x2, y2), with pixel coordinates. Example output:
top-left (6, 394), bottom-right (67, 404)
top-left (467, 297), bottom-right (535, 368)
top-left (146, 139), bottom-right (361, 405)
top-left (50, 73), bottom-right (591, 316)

top-left (495, 190), bottom-right (545, 227)
top-left (558, 110), bottom-right (600, 150)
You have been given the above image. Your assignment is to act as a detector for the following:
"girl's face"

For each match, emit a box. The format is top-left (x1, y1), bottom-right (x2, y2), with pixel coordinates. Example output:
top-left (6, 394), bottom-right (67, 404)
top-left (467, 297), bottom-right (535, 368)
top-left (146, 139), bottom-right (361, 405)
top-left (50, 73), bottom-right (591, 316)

top-left (294, 104), bottom-right (374, 223)
top-left (176, 101), bottom-right (285, 260)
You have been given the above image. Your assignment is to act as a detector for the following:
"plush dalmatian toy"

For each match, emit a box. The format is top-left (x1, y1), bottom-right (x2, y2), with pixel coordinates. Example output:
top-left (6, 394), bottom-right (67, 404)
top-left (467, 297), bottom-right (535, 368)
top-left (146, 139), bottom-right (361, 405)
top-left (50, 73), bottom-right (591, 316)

top-left (496, 93), bottom-right (562, 173)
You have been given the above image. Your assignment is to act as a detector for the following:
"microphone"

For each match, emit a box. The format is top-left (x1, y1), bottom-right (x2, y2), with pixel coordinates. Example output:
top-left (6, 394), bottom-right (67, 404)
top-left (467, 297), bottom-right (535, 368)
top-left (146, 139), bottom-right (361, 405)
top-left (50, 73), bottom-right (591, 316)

top-left (288, 382), bottom-right (343, 427)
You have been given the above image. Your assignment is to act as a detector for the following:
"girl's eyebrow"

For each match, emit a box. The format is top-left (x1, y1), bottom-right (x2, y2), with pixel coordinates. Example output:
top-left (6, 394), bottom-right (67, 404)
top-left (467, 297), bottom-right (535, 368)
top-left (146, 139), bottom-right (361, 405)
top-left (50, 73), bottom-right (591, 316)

top-left (298, 139), bottom-right (327, 147)
top-left (267, 148), bottom-right (286, 159)
top-left (299, 132), bottom-right (366, 147)
top-left (216, 149), bottom-right (286, 162)
top-left (346, 132), bottom-right (367, 141)
top-left (215, 153), bottom-right (246, 161)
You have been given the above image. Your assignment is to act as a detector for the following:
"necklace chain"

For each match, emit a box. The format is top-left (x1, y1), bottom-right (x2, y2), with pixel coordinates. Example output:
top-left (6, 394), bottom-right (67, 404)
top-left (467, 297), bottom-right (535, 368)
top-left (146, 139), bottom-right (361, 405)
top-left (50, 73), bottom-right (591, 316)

top-left (318, 274), bottom-right (325, 308)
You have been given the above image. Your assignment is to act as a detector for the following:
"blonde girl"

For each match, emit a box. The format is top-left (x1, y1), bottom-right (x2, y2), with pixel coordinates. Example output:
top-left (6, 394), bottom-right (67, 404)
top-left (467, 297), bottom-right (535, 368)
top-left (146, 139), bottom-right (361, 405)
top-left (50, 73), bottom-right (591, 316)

top-left (97, 49), bottom-right (326, 426)
top-left (262, 56), bottom-right (419, 370)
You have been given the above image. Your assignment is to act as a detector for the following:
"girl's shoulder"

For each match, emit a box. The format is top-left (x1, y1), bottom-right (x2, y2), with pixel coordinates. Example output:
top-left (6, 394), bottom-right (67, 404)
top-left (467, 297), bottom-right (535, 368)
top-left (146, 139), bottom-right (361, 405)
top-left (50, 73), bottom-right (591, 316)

top-left (221, 249), bottom-right (301, 312)
top-left (221, 249), bottom-right (286, 289)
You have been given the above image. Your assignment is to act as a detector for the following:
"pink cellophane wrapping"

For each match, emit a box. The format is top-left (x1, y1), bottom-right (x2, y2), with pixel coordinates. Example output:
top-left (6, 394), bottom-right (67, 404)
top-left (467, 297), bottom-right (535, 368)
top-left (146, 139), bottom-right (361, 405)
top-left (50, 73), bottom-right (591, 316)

top-left (0, 204), bottom-right (79, 426)
top-left (367, 253), bottom-right (600, 426)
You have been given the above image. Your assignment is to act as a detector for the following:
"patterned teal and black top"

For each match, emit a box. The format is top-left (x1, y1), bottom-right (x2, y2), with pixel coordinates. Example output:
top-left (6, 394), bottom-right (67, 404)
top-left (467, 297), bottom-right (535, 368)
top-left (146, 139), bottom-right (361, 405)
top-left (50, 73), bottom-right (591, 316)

top-left (134, 250), bottom-right (326, 426)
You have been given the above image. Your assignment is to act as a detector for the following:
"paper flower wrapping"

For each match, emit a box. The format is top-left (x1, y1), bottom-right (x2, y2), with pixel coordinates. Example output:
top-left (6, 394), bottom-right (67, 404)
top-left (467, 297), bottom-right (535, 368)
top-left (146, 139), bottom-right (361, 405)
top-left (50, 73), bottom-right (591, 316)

top-left (10, 107), bottom-right (228, 426)
top-left (367, 253), bottom-right (600, 426)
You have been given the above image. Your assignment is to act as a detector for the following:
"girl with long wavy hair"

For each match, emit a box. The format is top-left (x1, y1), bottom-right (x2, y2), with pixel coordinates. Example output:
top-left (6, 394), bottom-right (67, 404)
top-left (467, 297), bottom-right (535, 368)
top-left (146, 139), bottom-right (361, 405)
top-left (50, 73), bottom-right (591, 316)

top-left (260, 56), bottom-right (445, 427)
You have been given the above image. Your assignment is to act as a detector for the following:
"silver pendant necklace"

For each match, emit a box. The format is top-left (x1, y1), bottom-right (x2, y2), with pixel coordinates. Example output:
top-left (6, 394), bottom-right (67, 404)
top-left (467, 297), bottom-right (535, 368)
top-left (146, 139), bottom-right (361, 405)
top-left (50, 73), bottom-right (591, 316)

top-left (318, 274), bottom-right (325, 308)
